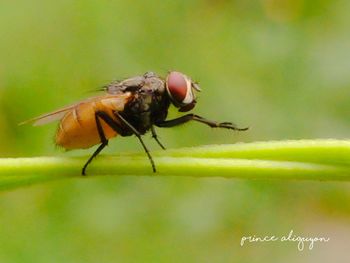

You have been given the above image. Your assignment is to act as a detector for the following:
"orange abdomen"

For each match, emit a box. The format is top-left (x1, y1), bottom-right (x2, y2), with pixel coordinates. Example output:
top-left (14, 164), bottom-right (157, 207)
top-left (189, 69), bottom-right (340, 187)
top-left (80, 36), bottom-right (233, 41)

top-left (56, 94), bottom-right (130, 149)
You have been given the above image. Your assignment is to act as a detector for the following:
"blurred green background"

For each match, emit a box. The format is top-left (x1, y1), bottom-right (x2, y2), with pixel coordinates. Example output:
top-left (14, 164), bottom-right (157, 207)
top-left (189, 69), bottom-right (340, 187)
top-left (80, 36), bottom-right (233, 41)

top-left (1, 0), bottom-right (350, 262)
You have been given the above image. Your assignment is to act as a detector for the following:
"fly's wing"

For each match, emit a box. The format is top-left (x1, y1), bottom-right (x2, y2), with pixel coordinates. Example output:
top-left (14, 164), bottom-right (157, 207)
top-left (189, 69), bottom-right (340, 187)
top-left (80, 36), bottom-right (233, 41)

top-left (19, 103), bottom-right (79, 126)
top-left (19, 93), bottom-right (133, 126)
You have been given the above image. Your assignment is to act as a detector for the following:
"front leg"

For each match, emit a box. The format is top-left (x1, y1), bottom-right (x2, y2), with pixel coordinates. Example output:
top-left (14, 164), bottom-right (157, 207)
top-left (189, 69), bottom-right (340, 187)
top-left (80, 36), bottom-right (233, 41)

top-left (155, 114), bottom-right (248, 131)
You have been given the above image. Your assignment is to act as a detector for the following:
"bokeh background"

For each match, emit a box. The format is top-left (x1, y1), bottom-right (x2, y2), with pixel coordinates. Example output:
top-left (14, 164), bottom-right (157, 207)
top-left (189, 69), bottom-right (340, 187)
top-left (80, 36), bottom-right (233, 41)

top-left (1, 0), bottom-right (350, 262)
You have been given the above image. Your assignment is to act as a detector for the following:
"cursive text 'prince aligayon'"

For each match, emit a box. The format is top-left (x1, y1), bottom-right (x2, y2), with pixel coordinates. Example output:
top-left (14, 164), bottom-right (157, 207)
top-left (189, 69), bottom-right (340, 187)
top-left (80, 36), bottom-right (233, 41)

top-left (240, 230), bottom-right (330, 251)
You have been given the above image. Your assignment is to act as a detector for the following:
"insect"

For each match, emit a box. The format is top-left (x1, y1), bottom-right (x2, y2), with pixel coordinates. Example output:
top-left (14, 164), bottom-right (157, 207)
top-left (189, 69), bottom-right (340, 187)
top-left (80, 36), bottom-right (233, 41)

top-left (21, 71), bottom-right (248, 175)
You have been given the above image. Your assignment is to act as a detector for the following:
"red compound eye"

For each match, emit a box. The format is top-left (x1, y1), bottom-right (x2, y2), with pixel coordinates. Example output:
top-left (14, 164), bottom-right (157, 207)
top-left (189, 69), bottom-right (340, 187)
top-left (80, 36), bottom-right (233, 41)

top-left (166, 71), bottom-right (190, 104)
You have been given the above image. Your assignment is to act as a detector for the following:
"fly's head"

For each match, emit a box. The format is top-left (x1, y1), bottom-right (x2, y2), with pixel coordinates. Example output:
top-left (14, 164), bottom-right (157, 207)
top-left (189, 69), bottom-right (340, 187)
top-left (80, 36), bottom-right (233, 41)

top-left (165, 71), bottom-right (201, 112)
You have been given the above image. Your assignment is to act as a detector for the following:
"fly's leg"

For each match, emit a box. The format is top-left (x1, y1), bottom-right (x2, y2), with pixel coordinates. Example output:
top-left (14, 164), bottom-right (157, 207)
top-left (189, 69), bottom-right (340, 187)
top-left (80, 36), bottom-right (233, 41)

top-left (96, 111), bottom-right (156, 173)
top-left (82, 142), bottom-right (107, 176)
top-left (115, 112), bottom-right (156, 173)
top-left (151, 126), bottom-right (166, 150)
top-left (155, 114), bottom-right (249, 131)
top-left (82, 112), bottom-right (109, 175)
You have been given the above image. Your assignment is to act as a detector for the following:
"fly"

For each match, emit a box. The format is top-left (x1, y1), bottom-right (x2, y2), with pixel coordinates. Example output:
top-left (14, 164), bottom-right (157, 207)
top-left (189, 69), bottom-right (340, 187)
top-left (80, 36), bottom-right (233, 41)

top-left (21, 71), bottom-right (248, 175)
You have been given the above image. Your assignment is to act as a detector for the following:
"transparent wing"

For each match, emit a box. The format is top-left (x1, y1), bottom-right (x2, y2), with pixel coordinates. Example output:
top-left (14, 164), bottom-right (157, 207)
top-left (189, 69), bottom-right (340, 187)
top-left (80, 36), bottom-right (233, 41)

top-left (19, 103), bottom-right (79, 126)
top-left (19, 93), bottom-right (132, 126)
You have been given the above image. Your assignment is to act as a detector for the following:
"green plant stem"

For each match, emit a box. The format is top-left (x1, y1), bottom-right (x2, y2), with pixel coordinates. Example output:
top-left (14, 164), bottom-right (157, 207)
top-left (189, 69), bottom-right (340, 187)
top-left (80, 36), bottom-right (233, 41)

top-left (0, 139), bottom-right (350, 190)
top-left (162, 139), bottom-right (350, 166)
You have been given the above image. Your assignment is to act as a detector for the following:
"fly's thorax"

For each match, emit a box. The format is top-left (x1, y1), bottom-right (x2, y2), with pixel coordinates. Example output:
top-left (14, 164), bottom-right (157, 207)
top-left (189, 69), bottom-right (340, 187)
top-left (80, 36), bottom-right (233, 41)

top-left (143, 73), bottom-right (165, 94)
top-left (120, 85), bottom-right (170, 134)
